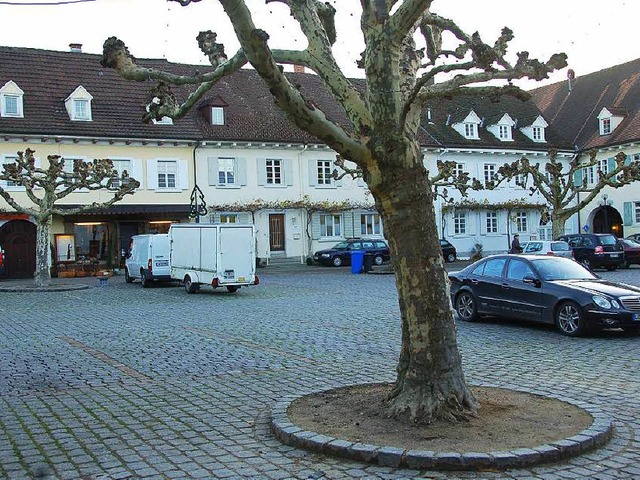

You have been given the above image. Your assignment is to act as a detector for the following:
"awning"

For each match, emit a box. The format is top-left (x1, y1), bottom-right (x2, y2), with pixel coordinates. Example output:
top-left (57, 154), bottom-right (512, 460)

top-left (58, 204), bottom-right (192, 216)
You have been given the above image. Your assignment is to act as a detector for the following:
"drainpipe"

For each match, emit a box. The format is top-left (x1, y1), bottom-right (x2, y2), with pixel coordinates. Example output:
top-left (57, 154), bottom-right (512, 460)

top-left (298, 144), bottom-right (308, 261)
top-left (436, 148), bottom-right (450, 239)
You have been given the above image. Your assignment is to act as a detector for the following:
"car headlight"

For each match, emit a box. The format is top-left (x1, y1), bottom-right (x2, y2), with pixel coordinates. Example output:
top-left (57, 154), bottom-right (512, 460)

top-left (593, 295), bottom-right (612, 309)
top-left (321, 253), bottom-right (330, 258)
top-left (611, 299), bottom-right (620, 309)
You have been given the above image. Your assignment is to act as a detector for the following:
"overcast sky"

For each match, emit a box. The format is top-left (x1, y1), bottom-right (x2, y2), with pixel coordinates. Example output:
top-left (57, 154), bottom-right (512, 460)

top-left (0, 0), bottom-right (638, 90)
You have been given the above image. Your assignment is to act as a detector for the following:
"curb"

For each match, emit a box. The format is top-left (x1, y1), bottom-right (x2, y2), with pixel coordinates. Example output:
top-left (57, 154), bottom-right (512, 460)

top-left (270, 383), bottom-right (614, 471)
top-left (0, 284), bottom-right (90, 292)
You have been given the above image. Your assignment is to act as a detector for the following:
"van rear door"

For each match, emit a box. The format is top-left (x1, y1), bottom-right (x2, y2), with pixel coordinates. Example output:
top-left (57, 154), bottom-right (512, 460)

top-left (218, 226), bottom-right (255, 284)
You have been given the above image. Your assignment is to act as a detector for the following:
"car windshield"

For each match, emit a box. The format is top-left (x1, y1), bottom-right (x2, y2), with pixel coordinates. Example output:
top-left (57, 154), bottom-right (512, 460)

top-left (623, 239), bottom-right (640, 247)
top-left (532, 258), bottom-right (597, 281)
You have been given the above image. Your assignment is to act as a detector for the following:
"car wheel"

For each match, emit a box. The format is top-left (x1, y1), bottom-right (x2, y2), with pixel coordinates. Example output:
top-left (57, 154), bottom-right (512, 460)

top-left (184, 275), bottom-right (198, 294)
top-left (373, 255), bottom-right (384, 266)
top-left (226, 286), bottom-right (239, 293)
top-left (141, 270), bottom-right (151, 288)
top-left (555, 301), bottom-right (586, 337)
top-left (455, 291), bottom-right (478, 322)
top-left (332, 256), bottom-right (343, 267)
top-left (446, 252), bottom-right (457, 263)
top-left (124, 268), bottom-right (132, 283)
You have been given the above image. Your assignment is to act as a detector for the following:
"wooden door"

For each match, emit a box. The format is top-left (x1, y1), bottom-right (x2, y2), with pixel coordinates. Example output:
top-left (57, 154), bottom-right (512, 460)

top-left (0, 220), bottom-right (36, 279)
top-left (269, 214), bottom-right (285, 252)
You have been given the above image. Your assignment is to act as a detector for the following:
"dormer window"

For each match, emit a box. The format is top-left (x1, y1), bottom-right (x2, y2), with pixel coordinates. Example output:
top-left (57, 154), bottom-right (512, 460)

top-left (65, 86), bottom-right (93, 121)
top-left (211, 107), bottom-right (225, 125)
top-left (520, 115), bottom-right (548, 143)
top-left (597, 107), bottom-right (624, 136)
top-left (452, 110), bottom-right (481, 140)
top-left (0, 81), bottom-right (24, 118)
top-left (464, 123), bottom-right (477, 138)
top-left (488, 114), bottom-right (515, 142)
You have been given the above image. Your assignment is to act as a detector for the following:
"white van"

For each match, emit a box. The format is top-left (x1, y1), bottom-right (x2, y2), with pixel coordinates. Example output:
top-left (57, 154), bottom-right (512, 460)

top-left (125, 234), bottom-right (172, 287)
top-left (169, 223), bottom-right (258, 294)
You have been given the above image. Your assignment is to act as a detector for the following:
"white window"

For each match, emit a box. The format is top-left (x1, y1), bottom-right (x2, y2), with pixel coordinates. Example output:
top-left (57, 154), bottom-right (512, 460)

top-left (360, 214), bottom-right (381, 236)
top-left (0, 81), bottom-right (24, 118)
top-left (317, 160), bottom-right (333, 185)
top-left (454, 163), bottom-right (465, 177)
top-left (266, 159), bottom-right (282, 185)
top-left (219, 214), bottom-right (237, 224)
top-left (532, 127), bottom-right (543, 141)
top-left (598, 158), bottom-right (608, 175)
top-left (218, 157), bottom-right (235, 185)
top-left (484, 164), bottom-right (496, 184)
top-left (109, 159), bottom-right (131, 188)
top-left (498, 125), bottom-right (510, 140)
top-left (464, 123), bottom-right (477, 138)
top-left (635, 202), bottom-right (640, 223)
top-left (65, 86), bottom-right (93, 121)
top-left (1, 155), bottom-right (19, 187)
top-left (320, 214), bottom-right (341, 237)
top-left (514, 173), bottom-right (524, 186)
top-left (601, 118), bottom-right (611, 135)
top-left (157, 160), bottom-right (177, 189)
top-left (454, 212), bottom-right (466, 235)
top-left (152, 116), bottom-right (173, 125)
top-left (486, 211), bottom-right (498, 233)
top-left (516, 211), bottom-right (528, 232)
top-left (211, 107), bottom-right (225, 125)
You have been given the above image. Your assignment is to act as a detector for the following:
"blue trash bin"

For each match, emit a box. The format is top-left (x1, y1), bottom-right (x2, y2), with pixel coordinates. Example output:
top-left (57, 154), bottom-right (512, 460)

top-left (351, 250), bottom-right (364, 274)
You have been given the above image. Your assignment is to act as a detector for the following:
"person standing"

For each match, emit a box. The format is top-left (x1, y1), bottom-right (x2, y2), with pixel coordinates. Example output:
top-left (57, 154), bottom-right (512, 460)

top-left (510, 234), bottom-right (523, 254)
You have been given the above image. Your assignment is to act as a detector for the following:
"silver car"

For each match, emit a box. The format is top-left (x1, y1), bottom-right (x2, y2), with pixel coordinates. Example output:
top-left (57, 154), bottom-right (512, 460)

top-left (522, 240), bottom-right (573, 259)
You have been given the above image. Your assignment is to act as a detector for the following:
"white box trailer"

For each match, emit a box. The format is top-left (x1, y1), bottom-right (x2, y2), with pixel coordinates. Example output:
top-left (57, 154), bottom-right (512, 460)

top-left (169, 223), bottom-right (259, 294)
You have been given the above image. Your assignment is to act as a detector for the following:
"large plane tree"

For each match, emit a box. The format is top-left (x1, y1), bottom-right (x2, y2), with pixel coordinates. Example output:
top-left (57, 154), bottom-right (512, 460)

top-left (103, 0), bottom-right (566, 423)
top-left (0, 149), bottom-right (139, 287)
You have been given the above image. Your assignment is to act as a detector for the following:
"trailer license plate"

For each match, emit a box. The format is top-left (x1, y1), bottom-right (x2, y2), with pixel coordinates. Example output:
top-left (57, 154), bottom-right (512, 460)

top-left (223, 270), bottom-right (234, 279)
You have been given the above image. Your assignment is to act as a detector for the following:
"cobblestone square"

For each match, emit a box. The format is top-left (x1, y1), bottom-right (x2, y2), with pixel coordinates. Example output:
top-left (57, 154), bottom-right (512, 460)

top-left (0, 267), bottom-right (639, 479)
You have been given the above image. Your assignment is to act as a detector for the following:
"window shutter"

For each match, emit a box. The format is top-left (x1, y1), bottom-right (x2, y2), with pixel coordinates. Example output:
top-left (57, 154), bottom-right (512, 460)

top-left (284, 158), bottom-right (294, 186)
top-left (178, 159), bottom-right (189, 190)
top-left (607, 157), bottom-right (616, 173)
top-left (573, 168), bottom-right (583, 186)
top-left (623, 202), bottom-right (633, 226)
top-left (624, 154), bottom-right (631, 166)
top-left (207, 157), bottom-right (219, 186)
top-left (131, 159), bottom-right (143, 189)
top-left (147, 160), bottom-right (158, 190)
top-left (311, 213), bottom-right (321, 240)
top-left (308, 160), bottom-right (317, 187)
top-left (256, 158), bottom-right (266, 186)
top-left (467, 211), bottom-right (476, 235)
top-left (236, 158), bottom-right (247, 186)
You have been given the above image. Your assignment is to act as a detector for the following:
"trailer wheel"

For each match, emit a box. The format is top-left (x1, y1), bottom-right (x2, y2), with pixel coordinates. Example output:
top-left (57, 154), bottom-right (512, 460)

top-left (226, 286), bottom-right (239, 293)
top-left (184, 276), bottom-right (198, 294)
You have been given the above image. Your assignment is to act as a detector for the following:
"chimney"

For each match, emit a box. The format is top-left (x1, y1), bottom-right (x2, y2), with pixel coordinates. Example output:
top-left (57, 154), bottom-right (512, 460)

top-left (69, 43), bottom-right (83, 53)
top-left (293, 64), bottom-right (305, 74)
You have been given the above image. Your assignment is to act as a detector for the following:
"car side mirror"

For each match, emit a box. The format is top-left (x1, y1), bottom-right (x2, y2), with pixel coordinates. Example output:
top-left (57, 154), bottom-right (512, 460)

top-left (522, 275), bottom-right (541, 288)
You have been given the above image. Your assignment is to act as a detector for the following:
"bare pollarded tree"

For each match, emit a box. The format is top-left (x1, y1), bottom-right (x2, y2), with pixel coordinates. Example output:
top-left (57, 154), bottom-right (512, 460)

top-left (103, 0), bottom-right (566, 423)
top-left (0, 149), bottom-right (139, 287)
top-left (500, 150), bottom-right (640, 239)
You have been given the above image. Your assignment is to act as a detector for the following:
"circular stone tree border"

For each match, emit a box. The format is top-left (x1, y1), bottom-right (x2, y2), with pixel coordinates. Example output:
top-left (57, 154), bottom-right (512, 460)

top-left (270, 382), bottom-right (614, 471)
top-left (0, 284), bottom-right (90, 292)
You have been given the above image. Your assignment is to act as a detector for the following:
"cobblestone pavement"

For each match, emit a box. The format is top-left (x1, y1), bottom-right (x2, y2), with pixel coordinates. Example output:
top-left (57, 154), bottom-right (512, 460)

top-left (0, 265), bottom-right (639, 480)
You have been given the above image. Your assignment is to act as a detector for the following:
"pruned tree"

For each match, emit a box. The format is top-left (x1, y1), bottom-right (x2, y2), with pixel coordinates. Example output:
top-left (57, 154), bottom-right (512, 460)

top-left (0, 149), bottom-right (139, 287)
top-left (499, 149), bottom-right (640, 239)
top-left (103, 1), bottom-right (566, 423)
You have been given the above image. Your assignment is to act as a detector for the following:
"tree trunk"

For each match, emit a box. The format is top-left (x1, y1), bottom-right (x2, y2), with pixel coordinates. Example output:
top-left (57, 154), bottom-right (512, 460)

top-left (34, 215), bottom-right (52, 287)
top-left (373, 156), bottom-right (478, 424)
top-left (551, 213), bottom-right (569, 239)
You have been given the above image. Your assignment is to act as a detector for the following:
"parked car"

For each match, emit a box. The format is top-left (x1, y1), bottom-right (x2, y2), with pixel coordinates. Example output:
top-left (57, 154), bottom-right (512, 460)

top-left (449, 254), bottom-right (640, 336)
top-left (313, 239), bottom-right (390, 267)
top-left (626, 233), bottom-right (640, 242)
top-left (619, 238), bottom-right (640, 268)
top-left (440, 239), bottom-right (457, 263)
top-left (556, 233), bottom-right (624, 270)
top-left (522, 240), bottom-right (573, 259)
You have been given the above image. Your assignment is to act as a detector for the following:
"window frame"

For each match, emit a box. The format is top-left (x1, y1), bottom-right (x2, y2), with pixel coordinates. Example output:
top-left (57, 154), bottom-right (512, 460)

top-left (453, 211), bottom-right (466, 235)
top-left (211, 106), bottom-right (225, 125)
top-left (485, 211), bottom-right (498, 234)
top-left (483, 163), bottom-right (496, 184)
top-left (265, 158), bottom-right (283, 185)
top-left (516, 211), bottom-right (528, 233)
top-left (360, 213), bottom-right (382, 236)
top-left (464, 123), bottom-right (477, 139)
top-left (319, 213), bottom-right (342, 237)
top-left (217, 157), bottom-right (236, 186)
top-left (601, 118), bottom-right (611, 135)
top-left (157, 160), bottom-right (177, 190)
top-left (316, 159), bottom-right (334, 186)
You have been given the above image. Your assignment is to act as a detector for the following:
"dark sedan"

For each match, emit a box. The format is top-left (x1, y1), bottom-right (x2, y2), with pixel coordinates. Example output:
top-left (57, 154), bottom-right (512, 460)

top-left (449, 254), bottom-right (640, 336)
top-left (313, 239), bottom-right (390, 267)
top-left (619, 238), bottom-right (640, 268)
